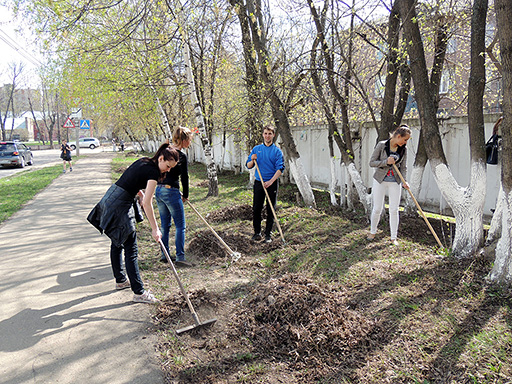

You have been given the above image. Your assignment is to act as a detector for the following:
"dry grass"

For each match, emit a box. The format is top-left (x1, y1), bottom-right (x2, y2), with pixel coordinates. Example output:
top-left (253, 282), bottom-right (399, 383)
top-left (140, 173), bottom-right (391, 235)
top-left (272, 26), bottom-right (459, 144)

top-left (114, 159), bottom-right (512, 384)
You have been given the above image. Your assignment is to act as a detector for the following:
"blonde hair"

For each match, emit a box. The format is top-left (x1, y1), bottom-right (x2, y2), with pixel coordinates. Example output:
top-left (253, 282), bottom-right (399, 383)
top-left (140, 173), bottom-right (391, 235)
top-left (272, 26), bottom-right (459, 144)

top-left (172, 126), bottom-right (193, 147)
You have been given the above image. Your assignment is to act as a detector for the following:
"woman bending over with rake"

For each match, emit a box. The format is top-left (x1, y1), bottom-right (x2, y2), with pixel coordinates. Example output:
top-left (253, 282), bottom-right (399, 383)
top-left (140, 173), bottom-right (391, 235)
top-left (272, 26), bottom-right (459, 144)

top-left (88, 143), bottom-right (179, 303)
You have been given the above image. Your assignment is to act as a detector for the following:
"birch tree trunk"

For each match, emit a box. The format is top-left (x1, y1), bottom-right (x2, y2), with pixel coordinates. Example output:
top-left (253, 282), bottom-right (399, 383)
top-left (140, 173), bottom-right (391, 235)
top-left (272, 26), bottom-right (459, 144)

top-left (329, 156), bottom-right (338, 206)
top-left (173, 0), bottom-right (219, 196)
top-left (487, 0), bottom-right (512, 283)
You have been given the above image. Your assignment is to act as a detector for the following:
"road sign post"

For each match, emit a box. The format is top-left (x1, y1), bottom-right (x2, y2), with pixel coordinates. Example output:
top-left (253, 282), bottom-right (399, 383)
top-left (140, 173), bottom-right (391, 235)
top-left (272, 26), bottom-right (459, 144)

top-left (70, 109), bottom-right (82, 157)
top-left (74, 118), bottom-right (80, 156)
top-left (63, 117), bottom-right (75, 143)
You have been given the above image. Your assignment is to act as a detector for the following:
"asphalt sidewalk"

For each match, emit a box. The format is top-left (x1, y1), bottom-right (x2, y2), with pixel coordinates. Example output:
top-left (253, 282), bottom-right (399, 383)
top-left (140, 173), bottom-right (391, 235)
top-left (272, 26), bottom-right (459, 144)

top-left (0, 153), bottom-right (163, 384)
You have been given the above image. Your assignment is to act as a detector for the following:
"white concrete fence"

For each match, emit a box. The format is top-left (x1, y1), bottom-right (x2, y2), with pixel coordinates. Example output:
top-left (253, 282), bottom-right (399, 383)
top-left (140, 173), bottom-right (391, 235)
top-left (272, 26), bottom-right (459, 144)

top-left (150, 113), bottom-right (502, 217)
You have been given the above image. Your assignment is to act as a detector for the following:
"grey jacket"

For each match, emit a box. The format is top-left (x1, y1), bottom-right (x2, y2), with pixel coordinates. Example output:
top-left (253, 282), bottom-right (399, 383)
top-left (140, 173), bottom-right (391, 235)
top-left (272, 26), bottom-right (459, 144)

top-left (369, 140), bottom-right (407, 185)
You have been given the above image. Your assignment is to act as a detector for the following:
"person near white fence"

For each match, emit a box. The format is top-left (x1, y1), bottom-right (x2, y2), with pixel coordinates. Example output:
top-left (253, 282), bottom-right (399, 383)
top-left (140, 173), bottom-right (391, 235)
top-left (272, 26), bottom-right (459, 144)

top-left (368, 125), bottom-right (412, 245)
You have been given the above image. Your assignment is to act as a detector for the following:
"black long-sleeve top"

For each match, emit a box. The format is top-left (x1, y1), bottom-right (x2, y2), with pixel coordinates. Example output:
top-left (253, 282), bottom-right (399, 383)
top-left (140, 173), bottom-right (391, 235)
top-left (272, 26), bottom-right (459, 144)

top-left (159, 150), bottom-right (189, 199)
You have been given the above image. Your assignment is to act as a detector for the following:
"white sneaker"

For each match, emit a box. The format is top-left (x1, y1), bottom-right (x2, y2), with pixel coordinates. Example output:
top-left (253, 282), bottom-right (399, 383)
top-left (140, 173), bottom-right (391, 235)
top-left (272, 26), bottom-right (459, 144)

top-left (133, 290), bottom-right (159, 304)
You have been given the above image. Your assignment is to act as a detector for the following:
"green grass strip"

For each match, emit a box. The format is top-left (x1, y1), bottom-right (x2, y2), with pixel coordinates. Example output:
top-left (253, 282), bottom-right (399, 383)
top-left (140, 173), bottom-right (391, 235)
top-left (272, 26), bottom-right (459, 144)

top-left (0, 165), bottom-right (62, 224)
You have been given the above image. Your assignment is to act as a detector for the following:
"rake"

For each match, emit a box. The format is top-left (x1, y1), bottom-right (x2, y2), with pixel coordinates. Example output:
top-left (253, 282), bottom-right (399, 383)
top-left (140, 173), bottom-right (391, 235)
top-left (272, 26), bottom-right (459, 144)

top-left (392, 164), bottom-right (444, 248)
top-left (158, 239), bottom-right (217, 334)
top-left (186, 200), bottom-right (242, 262)
top-left (254, 159), bottom-right (286, 244)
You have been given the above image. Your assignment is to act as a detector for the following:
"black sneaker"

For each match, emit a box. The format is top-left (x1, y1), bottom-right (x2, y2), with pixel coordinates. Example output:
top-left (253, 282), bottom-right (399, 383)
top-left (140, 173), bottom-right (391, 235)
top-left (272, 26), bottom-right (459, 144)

top-left (252, 233), bottom-right (262, 241)
top-left (264, 235), bottom-right (272, 243)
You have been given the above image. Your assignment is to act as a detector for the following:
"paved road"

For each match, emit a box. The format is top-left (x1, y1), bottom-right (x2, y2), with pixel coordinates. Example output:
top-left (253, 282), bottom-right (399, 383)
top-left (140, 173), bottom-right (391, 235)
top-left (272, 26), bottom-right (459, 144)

top-left (0, 146), bottom-right (113, 179)
top-left (0, 152), bottom-right (163, 384)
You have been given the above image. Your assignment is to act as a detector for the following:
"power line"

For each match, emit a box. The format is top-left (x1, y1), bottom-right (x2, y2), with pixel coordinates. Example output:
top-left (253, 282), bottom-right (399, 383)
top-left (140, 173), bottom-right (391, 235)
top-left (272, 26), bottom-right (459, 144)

top-left (0, 27), bottom-right (42, 67)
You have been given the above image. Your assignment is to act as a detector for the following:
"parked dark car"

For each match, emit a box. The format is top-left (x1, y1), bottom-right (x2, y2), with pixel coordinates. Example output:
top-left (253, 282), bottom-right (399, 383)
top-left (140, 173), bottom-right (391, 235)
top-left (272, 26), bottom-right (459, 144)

top-left (0, 141), bottom-right (34, 168)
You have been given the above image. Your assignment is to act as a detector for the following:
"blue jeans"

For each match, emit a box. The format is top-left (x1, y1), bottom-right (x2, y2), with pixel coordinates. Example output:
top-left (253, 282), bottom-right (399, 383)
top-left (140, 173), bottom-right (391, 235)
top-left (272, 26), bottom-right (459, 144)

top-left (155, 186), bottom-right (186, 261)
top-left (110, 231), bottom-right (144, 294)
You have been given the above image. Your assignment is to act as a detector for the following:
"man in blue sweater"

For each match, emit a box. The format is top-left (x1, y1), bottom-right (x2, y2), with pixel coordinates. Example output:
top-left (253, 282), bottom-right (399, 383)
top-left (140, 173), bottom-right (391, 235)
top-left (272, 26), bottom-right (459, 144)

top-left (246, 126), bottom-right (285, 243)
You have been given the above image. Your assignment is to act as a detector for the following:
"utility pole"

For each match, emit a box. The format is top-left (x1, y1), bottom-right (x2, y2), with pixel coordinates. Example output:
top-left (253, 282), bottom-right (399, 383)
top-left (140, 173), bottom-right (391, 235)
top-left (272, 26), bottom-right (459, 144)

top-left (71, 108), bottom-right (81, 157)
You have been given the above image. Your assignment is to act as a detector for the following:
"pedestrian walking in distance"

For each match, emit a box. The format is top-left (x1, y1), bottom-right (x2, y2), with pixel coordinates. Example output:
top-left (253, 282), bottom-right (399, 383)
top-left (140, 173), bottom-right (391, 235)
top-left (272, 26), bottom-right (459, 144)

top-left (60, 140), bottom-right (73, 173)
top-left (87, 143), bottom-right (179, 303)
top-left (246, 125), bottom-right (285, 244)
top-left (368, 125), bottom-right (412, 245)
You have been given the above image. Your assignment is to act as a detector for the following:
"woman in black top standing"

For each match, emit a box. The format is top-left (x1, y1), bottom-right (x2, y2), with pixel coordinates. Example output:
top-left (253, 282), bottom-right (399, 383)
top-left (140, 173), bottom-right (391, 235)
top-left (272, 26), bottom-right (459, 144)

top-left (88, 143), bottom-right (179, 303)
top-left (155, 127), bottom-right (193, 266)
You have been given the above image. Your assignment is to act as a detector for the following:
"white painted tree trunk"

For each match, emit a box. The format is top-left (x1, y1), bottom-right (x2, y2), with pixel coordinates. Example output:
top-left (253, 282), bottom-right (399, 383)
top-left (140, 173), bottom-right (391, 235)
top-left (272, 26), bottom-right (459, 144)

top-left (405, 164), bottom-right (426, 213)
top-left (288, 158), bottom-right (316, 208)
top-left (347, 178), bottom-right (355, 211)
top-left (487, 189), bottom-right (512, 283)
top-left (430, 160), bottom-right (486, 258)
top-left (329, 156), bottom-right (338, 206)
top-left (487, 184), bottom-right (503, 244)
top-left (248, 167), bottom-right (256, 189)
top-left (346, 162), bottom-right (372, 214)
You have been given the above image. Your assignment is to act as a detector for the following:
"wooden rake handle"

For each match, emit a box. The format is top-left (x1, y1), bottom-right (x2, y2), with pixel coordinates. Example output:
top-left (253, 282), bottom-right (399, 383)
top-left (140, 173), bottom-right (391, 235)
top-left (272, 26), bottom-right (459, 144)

top-left (158, 240), bottom-right (201, 326)
top-left (392, 164), bottom-right (444, 248)
top-left (185, 199), bottom-right (237, 256)
top-left (254, 159), bottom-right (285, 243)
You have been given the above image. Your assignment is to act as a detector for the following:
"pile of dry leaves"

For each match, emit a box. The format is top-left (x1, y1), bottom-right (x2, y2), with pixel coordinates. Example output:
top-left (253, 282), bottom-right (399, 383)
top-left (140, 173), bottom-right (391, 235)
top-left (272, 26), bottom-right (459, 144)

top-left (230, 274), bottom-right (373, 368)
top-left (187, 229), bottom-right (282, 259)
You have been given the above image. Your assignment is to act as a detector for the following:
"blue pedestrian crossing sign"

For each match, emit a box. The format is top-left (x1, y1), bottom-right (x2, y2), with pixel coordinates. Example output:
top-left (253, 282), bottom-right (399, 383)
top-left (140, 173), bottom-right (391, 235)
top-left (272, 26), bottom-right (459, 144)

top-left (79, 119), bottom-right (90, 129)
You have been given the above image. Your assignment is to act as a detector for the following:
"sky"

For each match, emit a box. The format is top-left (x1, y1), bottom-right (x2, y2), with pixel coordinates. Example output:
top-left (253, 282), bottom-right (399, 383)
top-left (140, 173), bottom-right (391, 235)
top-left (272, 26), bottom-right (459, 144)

top-left (0, 4), bottom-right (41, 87)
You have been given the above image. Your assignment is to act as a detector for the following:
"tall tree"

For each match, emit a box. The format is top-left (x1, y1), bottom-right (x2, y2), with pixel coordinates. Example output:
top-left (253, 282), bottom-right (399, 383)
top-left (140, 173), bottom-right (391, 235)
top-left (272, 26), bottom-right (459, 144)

top-left (401, 4), bottom-right (452, 215)
top-left (0, 63), bottom-right (24, 140)
top-left (308, 0), bottom-right (372, 212)
top-left (230, 0), bottom-right (316, 207)
top-left (487, 0), bottom-right (512, 283)
top-left (378, 3), bottom-right (411, 142)
top-left (397, 0), bottom-right (488, 258)
top-left (171, 0), bottom-right (220, 196)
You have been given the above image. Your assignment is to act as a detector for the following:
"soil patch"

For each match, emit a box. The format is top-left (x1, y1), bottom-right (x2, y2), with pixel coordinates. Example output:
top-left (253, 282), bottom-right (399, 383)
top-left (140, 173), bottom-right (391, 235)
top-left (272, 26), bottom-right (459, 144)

top-left (142, 170), bottom-right (509, 384)
top-left (195, 180), bottom-right (209, 188)
top-left (155, 288), bottom-right (222, 327)
top-left (400, 214), bottom-right (453, 246)
top-left (187, 229), bottom-right (282, 260)
top-left (154, 273), bottom-right (376, 383)
top-left (205, 204), bottom-right (254, 222)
